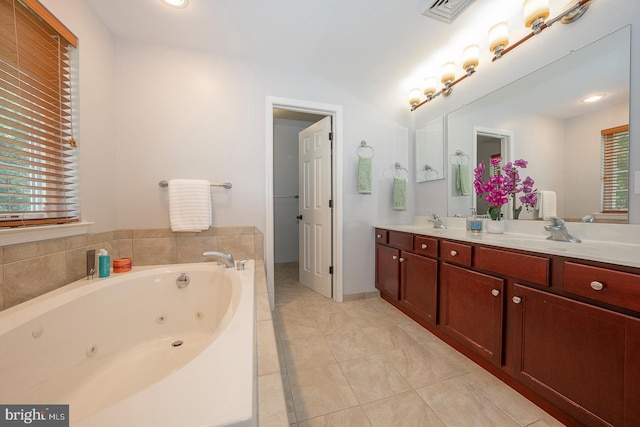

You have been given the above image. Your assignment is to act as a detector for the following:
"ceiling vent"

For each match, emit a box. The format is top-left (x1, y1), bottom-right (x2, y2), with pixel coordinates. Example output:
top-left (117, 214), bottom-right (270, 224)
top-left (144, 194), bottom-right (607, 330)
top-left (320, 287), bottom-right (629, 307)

top-left (421, 0), bottom-right (475, 24)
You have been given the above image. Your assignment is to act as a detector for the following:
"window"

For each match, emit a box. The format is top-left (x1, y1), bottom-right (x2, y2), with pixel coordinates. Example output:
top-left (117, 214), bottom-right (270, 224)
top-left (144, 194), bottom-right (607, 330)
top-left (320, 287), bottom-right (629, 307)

top-left (0, 0), bottom-right (78, 227)
top-left (601, 125), bottom-right (629, 213)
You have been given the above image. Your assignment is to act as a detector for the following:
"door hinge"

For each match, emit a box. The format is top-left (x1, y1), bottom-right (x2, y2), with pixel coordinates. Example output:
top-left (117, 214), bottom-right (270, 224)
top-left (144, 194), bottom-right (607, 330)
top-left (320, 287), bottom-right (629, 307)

top-left (329, 266), bottom-right (333, 275)
top-left (329, 199), bottom-right (333, 208)
top-left (328, 132), bottom-right (333, 141)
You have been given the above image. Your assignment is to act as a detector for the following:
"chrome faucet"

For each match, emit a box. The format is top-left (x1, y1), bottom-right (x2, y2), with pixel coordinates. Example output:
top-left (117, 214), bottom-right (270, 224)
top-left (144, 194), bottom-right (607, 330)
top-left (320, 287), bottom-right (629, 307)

top-left (544, 217), bottom-right (581, 243)
top-left (202, 251), bottom-right (236, 268)
top-left (427, 213), bottom-right (447, 229)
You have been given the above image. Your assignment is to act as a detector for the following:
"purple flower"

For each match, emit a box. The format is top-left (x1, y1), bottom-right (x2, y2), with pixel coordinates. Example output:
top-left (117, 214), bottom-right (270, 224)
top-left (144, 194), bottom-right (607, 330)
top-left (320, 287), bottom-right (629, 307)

top-left (473, 157), bottom-right (537, 217)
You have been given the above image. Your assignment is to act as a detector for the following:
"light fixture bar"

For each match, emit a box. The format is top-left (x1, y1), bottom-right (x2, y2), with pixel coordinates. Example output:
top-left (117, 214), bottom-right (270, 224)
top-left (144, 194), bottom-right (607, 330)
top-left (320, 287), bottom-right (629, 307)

top-left (411, 70), bottom-right (475, 111)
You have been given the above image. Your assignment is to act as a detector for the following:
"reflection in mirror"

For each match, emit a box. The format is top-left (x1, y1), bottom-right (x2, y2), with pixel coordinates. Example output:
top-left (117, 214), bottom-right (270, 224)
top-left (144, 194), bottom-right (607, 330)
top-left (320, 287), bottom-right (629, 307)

top-left (473, 127), bottom-right (513, 218)
top-left (446, 26), bottom-right (631, 223)
top-left (416, 116), bottom-right (445, 182)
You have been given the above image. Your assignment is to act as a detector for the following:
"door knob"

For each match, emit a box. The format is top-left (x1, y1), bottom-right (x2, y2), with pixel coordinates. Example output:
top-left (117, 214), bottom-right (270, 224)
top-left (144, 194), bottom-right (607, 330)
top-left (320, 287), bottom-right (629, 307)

top-left (491, 289), bottom-right (500, 297)
top-left (296, 215), bottom-right (303, 220)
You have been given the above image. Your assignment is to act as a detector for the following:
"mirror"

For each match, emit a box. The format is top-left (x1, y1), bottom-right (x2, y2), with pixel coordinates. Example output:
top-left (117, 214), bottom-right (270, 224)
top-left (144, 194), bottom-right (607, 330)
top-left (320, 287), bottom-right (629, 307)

top-left (416, 116), bottom-right (445, 182)
top-left (446, 26), bottom-right (631, 223)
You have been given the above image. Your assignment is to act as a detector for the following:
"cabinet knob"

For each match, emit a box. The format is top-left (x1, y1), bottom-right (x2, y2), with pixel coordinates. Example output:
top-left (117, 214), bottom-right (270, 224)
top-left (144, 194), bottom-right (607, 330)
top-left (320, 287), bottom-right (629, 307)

top-left (422, 244), bottom-right (428, 249)
top-left (590, 281), bottom-right (604, 291)
top-left (399, 257), bottom-right (405, 263)
top-left (450, 250), bottom-right (458, 256)
top-left (377, 234), bottom-right (382, 238)
top-left (512, 296), bottom-right (522, 304)
top-left (491, 289), bottom-right (500, 297)
top-left (392, 255), bottom-right (397, 260)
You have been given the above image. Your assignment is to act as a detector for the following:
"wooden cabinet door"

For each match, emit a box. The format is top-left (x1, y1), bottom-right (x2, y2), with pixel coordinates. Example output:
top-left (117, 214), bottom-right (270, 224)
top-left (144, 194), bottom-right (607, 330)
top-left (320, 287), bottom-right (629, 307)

top-left (375, 244), bottom-right (400, 300)
top-left (400, 251), bottom-right (438, 325)
top-left (511, 284), bottom-right (626, 427)
top-left (440, 263), bottom-right (504, 365)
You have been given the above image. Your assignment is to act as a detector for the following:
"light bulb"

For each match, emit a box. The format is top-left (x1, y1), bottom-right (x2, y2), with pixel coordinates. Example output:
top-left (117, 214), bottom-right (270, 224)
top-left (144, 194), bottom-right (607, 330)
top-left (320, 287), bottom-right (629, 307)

top-left (462, 45), bottom-right (480, 72)
top-left (523, 0), bottom-right (549, 28)
top-left (489, 22), bottom-right (509, 54)
top-left (441, 62), bottom-right (456, 84)
top-left (409, 88), bottom-right (421, 106)
top-left (423, 77), bottom-right (437, 97)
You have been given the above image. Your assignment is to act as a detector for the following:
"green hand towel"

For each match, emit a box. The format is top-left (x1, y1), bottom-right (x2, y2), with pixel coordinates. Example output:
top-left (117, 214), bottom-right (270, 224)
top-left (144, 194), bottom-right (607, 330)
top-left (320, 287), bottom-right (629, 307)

top-left (358, 157), bottom-right (372, 194)
top-left (393, 178), bottom-right (406, 211)
top-left (458, 164), bottom-right (471, 196)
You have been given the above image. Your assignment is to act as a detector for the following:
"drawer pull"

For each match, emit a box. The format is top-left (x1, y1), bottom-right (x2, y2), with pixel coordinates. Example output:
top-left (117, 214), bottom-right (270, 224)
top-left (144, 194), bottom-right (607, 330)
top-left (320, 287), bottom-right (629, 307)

top-left (377, 234), bottom-right (382, 238)
top-left (422, 244), bottom-right (428, 249)
top-left (590, 281), bottom-right (604, 291)
top-left (392, 255), bottom-right (397, 260)
top-left (450, 250), bottom-right (458, 256)
top-left (491, 289), bottom-right (500, 297)
top-left (399, 257), bottom-right (405, 263)
top-left (512, 296), bottom-right (522, 304)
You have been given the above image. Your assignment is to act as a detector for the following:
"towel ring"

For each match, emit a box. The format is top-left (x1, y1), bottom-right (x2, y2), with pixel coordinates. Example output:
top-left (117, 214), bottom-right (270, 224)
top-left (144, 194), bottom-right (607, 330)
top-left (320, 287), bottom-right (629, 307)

top-left (449, 150), bottom-right (469, 165)
top-left (392, 162), bottom-right (409, 180)
top-left (357, 140), bottom-right (374, 159)
top-left (418, 165), bottom-right (439, 180)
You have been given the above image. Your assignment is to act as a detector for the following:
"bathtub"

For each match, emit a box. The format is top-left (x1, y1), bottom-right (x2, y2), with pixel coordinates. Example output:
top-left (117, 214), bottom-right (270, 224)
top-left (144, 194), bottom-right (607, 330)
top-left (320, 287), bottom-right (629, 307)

top-left (0, 261), bottom-right (257, 427)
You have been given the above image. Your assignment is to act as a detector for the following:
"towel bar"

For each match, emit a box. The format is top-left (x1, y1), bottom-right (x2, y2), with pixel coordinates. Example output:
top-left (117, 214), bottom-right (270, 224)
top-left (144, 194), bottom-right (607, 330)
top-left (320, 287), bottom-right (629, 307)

top-left (158, 180), bottom-right (232, 189)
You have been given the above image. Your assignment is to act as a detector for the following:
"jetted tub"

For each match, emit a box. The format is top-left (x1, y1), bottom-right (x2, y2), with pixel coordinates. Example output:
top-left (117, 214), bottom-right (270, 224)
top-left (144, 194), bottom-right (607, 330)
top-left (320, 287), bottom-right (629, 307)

top-left (0, 261), bottom-right (257, 427)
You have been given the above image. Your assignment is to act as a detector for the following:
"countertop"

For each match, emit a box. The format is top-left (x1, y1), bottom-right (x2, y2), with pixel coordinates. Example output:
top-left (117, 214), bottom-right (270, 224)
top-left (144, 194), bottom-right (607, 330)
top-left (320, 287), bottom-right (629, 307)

top-left (375, 217), bottom-right (640, 269)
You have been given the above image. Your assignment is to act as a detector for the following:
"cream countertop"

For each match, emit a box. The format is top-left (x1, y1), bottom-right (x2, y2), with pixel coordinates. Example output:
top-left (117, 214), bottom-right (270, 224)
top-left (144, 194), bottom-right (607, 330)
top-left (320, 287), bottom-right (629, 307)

top-left (375, 217), bottom-right (640, 269)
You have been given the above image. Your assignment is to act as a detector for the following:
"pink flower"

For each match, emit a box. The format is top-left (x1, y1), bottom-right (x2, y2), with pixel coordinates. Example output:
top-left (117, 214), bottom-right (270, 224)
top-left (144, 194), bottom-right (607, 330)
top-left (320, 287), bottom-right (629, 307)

top-left (472, 157), bottom-right (537, 216)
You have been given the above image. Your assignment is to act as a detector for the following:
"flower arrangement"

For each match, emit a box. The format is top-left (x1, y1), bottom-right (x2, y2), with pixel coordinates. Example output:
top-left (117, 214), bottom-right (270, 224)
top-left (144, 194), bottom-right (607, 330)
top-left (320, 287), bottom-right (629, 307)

top-left (473, 157), bottom-right (537, 220)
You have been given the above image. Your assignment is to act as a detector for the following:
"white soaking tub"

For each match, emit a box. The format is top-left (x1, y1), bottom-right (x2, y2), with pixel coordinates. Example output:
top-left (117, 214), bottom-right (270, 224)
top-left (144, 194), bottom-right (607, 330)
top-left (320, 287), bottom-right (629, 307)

top-left (0, 261), bottom-right (257, 427)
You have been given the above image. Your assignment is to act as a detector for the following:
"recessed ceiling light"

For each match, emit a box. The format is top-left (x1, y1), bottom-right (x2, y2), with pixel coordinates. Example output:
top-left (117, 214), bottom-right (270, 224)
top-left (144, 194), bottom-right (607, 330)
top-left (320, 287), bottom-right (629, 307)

top-left (161, 0), bottom-right (188, 8)
top-left (581, 94), bottom-right (605, 103)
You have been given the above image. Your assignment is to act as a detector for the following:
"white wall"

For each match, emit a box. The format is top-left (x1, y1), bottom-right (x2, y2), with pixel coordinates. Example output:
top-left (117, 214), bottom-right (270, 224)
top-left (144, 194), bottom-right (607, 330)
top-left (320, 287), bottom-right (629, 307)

top-left (414, 0), bottom-right (640, 224)
top-left (40, 0), bottom-right (118, 232)
top-left (273, 118), bottom-right (313, 263)
top-left (564, 103), bottom-right (629, 218)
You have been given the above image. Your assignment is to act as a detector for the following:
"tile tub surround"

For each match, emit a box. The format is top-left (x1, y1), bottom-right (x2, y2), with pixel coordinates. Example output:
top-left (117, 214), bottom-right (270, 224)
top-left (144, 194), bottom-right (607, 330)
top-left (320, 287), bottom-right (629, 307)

top-left (0, 226), bottom-right (264, 311)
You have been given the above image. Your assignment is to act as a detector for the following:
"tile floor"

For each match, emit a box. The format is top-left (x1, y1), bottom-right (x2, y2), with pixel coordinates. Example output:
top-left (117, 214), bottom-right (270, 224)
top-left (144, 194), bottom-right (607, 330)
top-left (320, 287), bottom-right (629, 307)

top-left (273, 263), bottom-right (566, 427)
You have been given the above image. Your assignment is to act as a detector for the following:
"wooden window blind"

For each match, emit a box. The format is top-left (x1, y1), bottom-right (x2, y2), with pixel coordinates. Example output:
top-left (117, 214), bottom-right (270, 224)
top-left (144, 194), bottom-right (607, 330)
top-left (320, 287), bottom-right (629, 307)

top-left (601, 125), bottom-right (629, 213)
top-left (0, 0), bottom-right (78, 227)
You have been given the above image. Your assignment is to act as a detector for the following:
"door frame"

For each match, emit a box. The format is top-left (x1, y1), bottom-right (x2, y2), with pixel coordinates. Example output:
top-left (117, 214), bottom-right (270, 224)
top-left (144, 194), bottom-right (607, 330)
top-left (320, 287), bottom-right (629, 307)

top-left (265, 96), bottom-right (344, 309)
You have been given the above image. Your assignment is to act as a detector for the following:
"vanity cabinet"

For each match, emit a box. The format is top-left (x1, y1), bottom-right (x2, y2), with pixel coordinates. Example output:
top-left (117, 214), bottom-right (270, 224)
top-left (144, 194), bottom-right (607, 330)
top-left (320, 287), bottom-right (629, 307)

top-left (511, 284), bottom-right (640, 427)
top-left (440, 263), bottom-right (504, 365)
top-left (375, 243), bottom-right (400, 300)
top-left (373, 226), bottom-right (640, 426)
top-left (400, 250), bottom-right (438, 325)
top-left (375, 229), bottom-right (439, 324)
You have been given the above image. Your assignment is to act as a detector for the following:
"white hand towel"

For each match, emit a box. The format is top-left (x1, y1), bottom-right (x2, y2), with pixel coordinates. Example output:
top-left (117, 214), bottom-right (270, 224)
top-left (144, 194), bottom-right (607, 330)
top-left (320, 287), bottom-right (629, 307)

top-left (168, 179), bottom-right (212, 232)
top-left (536, 190), bottom-right (557, 219)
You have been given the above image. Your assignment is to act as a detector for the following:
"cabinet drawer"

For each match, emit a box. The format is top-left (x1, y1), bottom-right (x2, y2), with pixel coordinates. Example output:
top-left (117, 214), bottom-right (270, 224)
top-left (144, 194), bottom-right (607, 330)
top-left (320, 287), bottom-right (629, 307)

top-left (475, 246), bottom-right (549, 286)
top-left (375, 228), bottom-right (388, 244)
top-left (388, 231), bottom-right (413, 251)
top-left (563, 262), bottom-right (640, 313)
top-left (414, 236), bottom-right (438, 258)
top-left (441, 241), bottom-right (472, 266)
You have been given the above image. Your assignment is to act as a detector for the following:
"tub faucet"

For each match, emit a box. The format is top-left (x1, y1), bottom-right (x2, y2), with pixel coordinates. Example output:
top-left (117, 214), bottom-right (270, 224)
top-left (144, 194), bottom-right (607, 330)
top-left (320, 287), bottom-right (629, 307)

top-left (544, 217), bottom-right (581, 243)
top-left (427, 213), bottom-right (447, 229)
top-left (202, 251), bottom-right (236, 268)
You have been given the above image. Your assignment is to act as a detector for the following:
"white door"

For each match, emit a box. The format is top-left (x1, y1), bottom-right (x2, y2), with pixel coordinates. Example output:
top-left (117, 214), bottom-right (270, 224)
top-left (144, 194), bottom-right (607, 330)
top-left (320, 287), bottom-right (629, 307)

top-left (298, 116), bottom-right (332, 298)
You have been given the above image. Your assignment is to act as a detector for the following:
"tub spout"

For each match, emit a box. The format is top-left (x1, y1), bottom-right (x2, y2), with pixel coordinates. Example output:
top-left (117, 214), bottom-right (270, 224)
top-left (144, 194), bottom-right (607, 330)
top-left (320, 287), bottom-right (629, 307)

top-left (202, 251), bottom-right (235, 268)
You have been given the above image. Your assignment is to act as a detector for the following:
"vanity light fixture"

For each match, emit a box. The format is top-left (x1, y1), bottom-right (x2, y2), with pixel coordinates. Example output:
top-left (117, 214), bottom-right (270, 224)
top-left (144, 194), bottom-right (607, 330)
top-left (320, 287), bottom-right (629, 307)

top-left (492, 0), bottom-right (592, 61)
top-left (161, 0), bottom-right (189, 8)
top-left (410, 0), bottom-right (592, 111)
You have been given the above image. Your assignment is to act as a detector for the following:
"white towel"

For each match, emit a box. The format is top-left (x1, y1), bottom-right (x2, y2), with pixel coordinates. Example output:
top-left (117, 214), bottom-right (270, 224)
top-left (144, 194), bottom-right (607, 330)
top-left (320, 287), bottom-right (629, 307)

top-left (536, 190), bottom-right (557, 219)
top-left (168, 179), bottom-right (212, 232)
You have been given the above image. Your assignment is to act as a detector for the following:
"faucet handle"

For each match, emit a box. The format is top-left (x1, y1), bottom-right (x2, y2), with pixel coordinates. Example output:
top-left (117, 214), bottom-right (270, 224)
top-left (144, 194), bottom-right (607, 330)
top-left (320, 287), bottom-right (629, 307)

top-left (547, 216), bottom-right (565, 226)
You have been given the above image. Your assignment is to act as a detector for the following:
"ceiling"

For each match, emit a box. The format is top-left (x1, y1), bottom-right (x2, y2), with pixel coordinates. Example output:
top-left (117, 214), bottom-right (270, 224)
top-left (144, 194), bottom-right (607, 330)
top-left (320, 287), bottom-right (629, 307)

top-left (82, 0), bottom-right (519, 91)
